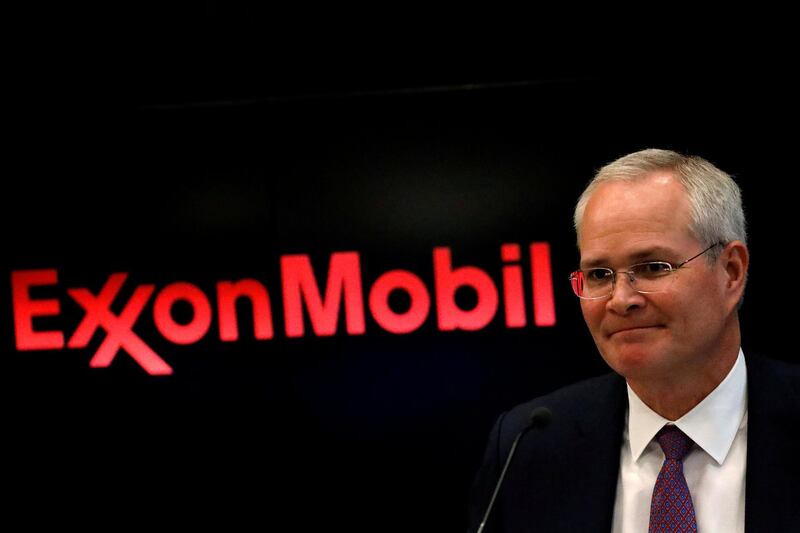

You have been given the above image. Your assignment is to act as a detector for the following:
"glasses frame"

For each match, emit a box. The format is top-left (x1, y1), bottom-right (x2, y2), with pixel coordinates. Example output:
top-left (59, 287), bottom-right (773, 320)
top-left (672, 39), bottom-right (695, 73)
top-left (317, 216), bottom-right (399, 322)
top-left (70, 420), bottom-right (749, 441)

top-left (569, 242), bottom-right (725, 300)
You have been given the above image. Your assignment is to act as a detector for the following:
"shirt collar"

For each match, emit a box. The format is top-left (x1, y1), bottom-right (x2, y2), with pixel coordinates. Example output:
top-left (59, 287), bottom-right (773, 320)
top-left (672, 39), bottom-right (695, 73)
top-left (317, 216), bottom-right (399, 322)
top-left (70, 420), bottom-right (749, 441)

top-left (626, 348), bottom-right (747, 465)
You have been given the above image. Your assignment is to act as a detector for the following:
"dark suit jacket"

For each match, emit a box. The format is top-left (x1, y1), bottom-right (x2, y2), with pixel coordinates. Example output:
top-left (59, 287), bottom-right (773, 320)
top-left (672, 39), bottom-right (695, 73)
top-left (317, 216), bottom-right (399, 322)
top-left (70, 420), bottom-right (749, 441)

top-left (468, 354), bottom-right (800, 532)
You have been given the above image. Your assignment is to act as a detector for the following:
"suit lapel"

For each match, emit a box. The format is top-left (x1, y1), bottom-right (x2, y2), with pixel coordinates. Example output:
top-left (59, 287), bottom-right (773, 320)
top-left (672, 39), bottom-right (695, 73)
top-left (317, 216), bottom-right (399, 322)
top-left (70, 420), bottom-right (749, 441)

top-left (573, 374), bottom-right (628, 531)
top-left (506, 374), bottom-right (627, 532)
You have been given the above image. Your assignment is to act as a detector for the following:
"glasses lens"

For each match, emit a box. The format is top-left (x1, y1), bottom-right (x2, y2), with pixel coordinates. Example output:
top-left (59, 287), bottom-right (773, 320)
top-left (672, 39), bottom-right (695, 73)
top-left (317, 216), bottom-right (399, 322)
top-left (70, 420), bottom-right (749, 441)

top-left (571, 263), bottom-right (678, 298)
top-left (572, 268), bottom-right (613, 298)
top-left (570, 271), bottom-right (584, 297)
top-left (629, 262), bottom-right (674, 293)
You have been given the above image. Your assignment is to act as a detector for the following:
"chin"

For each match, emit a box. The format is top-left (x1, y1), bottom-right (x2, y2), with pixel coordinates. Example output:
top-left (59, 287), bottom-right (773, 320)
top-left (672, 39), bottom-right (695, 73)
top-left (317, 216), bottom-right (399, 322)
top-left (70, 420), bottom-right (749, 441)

top-left (601, 343), bottom-right (666, 379)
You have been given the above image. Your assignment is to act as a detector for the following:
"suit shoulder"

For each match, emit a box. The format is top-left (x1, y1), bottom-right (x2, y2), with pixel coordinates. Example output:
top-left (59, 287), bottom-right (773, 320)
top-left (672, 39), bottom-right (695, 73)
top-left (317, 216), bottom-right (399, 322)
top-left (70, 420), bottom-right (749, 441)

top-left (747, 354), bottom-right (800, 407)
top-left (500, 372), bottom-right (624, 436)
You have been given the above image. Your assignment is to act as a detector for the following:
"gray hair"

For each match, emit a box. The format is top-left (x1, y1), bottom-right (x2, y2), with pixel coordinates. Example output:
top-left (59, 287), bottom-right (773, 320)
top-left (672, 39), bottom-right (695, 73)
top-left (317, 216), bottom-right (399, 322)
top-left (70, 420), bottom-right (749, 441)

top-left (574, 149), bottom-right (747, 262)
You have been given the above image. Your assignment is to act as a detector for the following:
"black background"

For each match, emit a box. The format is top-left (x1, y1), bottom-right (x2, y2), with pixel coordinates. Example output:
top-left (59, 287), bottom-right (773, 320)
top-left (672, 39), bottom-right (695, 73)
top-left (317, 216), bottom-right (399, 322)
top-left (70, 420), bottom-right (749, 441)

top-left (4, 11), bottom-right (799, 531)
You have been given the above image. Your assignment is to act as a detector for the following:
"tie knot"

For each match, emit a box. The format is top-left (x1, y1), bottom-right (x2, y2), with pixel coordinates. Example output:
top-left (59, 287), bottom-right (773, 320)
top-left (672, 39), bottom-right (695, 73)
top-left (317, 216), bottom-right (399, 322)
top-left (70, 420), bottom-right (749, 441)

top-left (655, 425), bottom-right (693, 460)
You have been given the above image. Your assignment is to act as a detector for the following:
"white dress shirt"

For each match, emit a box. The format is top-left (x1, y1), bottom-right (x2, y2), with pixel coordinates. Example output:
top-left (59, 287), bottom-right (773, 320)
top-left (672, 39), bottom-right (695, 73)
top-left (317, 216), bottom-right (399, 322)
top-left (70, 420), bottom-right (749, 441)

top-left (611, 349), bottom-right (748, 533)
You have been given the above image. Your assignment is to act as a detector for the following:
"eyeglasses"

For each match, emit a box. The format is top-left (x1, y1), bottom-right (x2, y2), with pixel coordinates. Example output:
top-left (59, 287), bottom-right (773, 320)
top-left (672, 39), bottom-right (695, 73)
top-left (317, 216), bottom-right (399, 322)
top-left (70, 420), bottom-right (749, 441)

top-left (569, 242), bottom-right (724, 300)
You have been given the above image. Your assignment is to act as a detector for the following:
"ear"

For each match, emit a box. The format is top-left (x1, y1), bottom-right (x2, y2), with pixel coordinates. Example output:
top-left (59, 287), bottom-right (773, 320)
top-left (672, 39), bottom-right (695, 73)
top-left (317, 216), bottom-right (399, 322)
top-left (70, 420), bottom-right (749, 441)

top-left (720, 241), bottom-right (749, 311)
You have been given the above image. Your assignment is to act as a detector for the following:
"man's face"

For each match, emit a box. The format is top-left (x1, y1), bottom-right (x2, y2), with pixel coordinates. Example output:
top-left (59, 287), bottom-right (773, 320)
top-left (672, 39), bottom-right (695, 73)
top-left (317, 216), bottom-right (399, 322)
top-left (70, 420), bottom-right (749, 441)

top-left (578, 172), bottom-right (732, 382)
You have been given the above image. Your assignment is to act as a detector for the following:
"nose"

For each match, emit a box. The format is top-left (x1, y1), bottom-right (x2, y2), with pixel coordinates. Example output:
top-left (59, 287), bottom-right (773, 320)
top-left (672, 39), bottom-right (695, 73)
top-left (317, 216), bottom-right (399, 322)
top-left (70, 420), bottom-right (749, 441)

top-left (606, 271), bottom-right (645, 314)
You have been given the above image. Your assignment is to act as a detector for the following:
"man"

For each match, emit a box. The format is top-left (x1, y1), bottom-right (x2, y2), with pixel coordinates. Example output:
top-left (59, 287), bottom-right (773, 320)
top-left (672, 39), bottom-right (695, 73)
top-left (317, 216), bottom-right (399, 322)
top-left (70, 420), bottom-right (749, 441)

top-left (468, 149), bottom-right (800, 532)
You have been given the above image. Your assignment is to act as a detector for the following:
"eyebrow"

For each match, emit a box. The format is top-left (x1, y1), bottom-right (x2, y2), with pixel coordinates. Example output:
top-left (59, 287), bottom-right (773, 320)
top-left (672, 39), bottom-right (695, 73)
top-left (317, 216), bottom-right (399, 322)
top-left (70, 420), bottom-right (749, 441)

top-left (580, 246), bottom-right (682, 269)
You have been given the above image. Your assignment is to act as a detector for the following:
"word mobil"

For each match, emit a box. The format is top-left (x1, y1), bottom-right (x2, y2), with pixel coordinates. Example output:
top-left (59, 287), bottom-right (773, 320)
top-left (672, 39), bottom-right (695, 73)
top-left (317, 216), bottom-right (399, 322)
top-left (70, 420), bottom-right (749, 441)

top-left (11, 243), bottom-right (555, 376)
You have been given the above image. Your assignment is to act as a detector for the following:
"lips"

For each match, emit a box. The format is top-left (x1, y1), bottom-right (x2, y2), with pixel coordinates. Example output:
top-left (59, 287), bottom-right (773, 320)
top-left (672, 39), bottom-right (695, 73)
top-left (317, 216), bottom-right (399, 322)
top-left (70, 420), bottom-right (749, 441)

top-left (609, 325), bottom-right (663, 336)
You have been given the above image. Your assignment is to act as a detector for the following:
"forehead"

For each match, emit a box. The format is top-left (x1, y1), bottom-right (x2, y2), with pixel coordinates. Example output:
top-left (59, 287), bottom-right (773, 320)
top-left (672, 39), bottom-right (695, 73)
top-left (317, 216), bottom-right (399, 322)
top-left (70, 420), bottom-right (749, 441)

top-left (579, 172), bottom-right (698, 266)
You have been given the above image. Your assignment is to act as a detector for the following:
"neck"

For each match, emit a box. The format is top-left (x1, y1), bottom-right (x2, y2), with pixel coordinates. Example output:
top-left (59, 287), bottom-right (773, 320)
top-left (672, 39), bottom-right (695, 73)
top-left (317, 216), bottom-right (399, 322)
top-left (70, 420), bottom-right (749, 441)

top-left (627, 326), bottom-right (741, 421)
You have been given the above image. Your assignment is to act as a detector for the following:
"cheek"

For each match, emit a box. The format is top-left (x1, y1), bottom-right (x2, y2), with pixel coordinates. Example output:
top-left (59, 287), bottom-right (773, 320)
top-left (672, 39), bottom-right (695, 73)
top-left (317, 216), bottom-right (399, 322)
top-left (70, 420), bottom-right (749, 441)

top-left (580, 301), bottom-right (604, 331)
top-left (678, 273), bottom-right (722, 309)
top-left (662, 289), bottom-right (721, 341)
top-left (689, 291), bottom-right (725, 327)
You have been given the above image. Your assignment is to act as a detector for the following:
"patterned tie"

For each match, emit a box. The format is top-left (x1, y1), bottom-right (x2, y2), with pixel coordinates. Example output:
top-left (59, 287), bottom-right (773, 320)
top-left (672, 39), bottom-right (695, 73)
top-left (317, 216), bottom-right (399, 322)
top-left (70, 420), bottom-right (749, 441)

top-left (648, 425), bottom-right (698, 533)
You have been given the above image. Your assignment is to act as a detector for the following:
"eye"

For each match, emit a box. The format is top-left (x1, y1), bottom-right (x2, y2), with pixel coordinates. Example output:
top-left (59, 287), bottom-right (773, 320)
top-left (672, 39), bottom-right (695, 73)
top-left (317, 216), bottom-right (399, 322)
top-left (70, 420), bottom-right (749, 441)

top-left (586, 268), bottom-right (613, 282)
top-left (634, 262), bottom-right (673, 278)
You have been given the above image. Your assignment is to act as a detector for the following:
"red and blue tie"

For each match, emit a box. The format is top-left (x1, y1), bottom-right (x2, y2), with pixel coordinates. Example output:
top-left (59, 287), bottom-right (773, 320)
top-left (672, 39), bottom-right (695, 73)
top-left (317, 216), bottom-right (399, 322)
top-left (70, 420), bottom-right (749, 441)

top-left (648, 425), bottom-right (698, 532)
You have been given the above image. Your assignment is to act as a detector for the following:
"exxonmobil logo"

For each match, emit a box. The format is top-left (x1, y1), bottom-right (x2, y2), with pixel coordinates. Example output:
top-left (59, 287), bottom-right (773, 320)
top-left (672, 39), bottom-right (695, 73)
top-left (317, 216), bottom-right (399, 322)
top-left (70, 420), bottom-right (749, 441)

top-left (11, 243), bottom-right (555, 376)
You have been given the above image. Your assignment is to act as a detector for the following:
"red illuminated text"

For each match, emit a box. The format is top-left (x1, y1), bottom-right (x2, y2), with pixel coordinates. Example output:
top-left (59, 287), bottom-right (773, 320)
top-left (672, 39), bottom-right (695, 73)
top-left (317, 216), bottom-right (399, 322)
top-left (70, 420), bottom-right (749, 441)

top-left (10, 243), bottom-right (556, 375)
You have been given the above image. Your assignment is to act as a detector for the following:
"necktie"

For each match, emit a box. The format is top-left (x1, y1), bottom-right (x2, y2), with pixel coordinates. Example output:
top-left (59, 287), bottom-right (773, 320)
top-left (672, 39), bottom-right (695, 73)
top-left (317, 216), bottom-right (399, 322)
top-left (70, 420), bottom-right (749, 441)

top-left (648, 425), bottom-right (697, 532)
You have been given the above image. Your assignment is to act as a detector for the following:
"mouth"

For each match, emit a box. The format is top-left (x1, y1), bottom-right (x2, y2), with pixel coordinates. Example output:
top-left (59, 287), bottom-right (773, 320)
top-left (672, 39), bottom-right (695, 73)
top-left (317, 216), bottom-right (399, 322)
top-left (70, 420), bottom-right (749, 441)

top-left (609, 325), bottom-right (663, 337)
